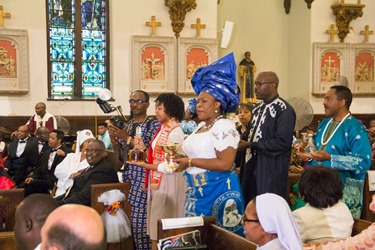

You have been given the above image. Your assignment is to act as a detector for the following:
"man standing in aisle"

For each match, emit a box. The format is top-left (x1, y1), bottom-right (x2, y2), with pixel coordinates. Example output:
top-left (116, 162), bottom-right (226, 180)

top-left (309, 85), bottom-right (371, 218)
top-left (240, 71), bottom-right (296, 205)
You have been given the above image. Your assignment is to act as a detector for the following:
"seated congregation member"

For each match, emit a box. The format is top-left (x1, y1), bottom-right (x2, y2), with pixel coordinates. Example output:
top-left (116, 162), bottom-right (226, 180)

top-left (243, 193), bottom-right (302, 250)
top-left (25, 130), bottom-right (72, 196)
top-left (97, 122), bottom-right (112, 151)
top-left (35, 127), bottom-right (50, 158)
top-left (175, 53), bottom-right (245, 236)
top-left (5, 125), bottom-right (39, 187)
top-left (54, 129), bottom-right (95, 197)
top-left (40, 204), bottom-right (106, 250)
top-left (14, 194), bottom-right (59, 250)
top-left (130, 93), bottom-right (186, 249)
top-left (56, 140), bottom-right (118, 206)
top-left (26, 102), bottom-right (57, 136)
top-left (293, 166), bottom-right (353, 244)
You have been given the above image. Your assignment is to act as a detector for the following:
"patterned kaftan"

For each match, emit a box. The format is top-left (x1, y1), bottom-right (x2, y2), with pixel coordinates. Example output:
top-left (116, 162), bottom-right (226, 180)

top-left (311, 115), bottom-right (372, 218)
top-left (242, 95), bottom-right (296, 205)
top-left (122, 117), bottom-right (160, 249)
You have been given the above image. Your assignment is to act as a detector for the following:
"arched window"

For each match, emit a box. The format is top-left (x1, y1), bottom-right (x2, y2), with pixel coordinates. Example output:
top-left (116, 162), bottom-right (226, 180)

top-left (47, 0), bottom-right (109, 99)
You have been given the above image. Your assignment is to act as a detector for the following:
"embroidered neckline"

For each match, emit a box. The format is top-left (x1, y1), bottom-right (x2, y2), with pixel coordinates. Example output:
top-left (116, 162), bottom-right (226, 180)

top-left (321, 112), bottom-right (351, 146)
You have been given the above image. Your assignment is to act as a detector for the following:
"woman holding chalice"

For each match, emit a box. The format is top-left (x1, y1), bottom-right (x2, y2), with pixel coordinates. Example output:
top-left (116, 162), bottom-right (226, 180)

top-left (128, 93), bottom-right (186, 250)
top-left (174, 53), bottom-right (245, 236)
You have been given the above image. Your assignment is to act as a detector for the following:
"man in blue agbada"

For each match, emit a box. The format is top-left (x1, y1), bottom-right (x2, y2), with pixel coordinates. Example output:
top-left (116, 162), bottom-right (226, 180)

top-left (175, 53), bottom-right (245, 236)
top-left (309, 85), bottom-right (372, 218)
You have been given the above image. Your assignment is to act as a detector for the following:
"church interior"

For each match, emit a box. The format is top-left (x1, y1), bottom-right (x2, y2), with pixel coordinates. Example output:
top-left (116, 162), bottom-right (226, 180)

top-left (1, 0), bottom-right (375, 249)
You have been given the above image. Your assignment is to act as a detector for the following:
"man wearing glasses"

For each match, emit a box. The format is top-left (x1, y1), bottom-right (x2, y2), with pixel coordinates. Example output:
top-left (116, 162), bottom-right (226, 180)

top-left (108, 90), bottom-right (160, 250)
top-left (4, 125), bottom-right (38, 187)
top-left (240, 71), bottom-right (296, 205)
top-left (56, 140), bottom-right (118, 206)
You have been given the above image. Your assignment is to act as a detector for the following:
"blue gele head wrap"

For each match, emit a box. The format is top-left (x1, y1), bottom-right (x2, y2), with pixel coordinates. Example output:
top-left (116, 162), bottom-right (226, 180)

top-left (187, 98), bottom-right (197, 115)
top-left (191, 53), bottom-right (240, 113)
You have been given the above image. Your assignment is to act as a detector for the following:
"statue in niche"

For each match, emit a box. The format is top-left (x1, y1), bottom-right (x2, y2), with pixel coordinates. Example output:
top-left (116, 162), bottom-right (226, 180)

top-left (239, 51), bottom-right (256, 100)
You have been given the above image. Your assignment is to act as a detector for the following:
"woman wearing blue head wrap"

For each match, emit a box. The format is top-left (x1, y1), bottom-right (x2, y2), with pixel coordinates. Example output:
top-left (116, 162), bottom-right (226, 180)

top-left (180, 98), bottom-right (198, 135)
top-left (175, 53), bottom-right (245, 236)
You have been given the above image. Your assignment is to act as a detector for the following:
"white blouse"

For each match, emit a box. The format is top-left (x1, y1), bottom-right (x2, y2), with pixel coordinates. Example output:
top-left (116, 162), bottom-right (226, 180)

top-left (182, 119), bottom-right (239, 175)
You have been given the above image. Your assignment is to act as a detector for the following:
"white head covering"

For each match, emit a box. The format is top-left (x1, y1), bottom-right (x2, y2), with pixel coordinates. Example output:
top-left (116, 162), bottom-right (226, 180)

top-left (75, 129), bottom-right (95, 154)
top-left (256, 193), bottom-right (302, 250)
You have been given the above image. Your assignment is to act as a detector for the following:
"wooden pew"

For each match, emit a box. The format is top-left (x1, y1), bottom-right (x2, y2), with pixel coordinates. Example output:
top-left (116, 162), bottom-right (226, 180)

top-left (0, 231), bottom-right (16, 250)
top-left (352, 218), bottom-right (372, 236)
top-left (157, 216), bottom-right (257, 250)
top-left (91, 182), bottom-right (134, 250)
top-left (0, 189), bottom-right (24, 232)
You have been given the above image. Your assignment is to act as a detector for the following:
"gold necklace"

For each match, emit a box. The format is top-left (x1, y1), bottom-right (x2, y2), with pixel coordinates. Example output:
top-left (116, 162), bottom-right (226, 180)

top-left (321, 112), bottom-right (350, 146)
top-left (203, 115), bottom-right (223, 130)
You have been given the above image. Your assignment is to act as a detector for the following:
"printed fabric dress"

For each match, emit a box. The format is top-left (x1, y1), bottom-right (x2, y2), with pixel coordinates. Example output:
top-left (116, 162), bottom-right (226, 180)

top-left (122, 117), bottom-right (160, 250)
top-left (182, 119), bottom-right (245, 236)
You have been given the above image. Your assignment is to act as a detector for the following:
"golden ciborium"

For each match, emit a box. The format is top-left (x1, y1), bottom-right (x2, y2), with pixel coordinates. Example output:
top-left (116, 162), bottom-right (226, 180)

top-left (161, 142), bottom-right (179, 172)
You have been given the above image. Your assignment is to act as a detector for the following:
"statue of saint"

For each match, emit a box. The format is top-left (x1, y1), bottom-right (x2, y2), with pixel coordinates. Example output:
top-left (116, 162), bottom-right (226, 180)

top-left (239, 51), bottom-right (256, 100)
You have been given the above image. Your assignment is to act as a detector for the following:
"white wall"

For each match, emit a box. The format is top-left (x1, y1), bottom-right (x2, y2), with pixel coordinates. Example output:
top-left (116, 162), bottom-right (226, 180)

top-left (218, 0), bottom-right (375, 114)
top-left (0, 0), bottom-right (217, 116)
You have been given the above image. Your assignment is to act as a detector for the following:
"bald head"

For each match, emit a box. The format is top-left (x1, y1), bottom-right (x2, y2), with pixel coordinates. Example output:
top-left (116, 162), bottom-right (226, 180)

top-left (254, 71), bottom-right (279, 101)
top-left (17, 125), bottom-right (29, 140)
top-left (41, 204), bottom-right (106, 250)
top-left (35, 102), bottom-right (47, 117)
top-left (14, 194), bottom-right (58, 250)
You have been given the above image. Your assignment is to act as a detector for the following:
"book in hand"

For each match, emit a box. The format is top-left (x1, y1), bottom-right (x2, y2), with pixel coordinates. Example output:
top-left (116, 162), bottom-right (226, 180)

top-left (158, 230), bottom-right (202, 250)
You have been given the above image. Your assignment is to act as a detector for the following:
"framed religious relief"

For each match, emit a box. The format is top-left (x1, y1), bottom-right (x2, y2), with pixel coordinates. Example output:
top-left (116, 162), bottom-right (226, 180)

top-left (177, 37), bottom-right (218, 95)
top-left (312, 42), bottom-right (350, 96)
top-left (132, 36), bottom-right (176, 94)
top-left (351, 44), bottom-right (375, 96)
top-left (0, 28), bottom-right (29, 95)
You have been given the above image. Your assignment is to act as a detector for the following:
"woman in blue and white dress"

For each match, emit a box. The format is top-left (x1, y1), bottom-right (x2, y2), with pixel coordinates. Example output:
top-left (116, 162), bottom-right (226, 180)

top-left (175, 53), bottom-right (245, 236)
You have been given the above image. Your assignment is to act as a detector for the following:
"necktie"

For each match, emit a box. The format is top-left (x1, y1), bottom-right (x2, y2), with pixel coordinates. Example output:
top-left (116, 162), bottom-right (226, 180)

top-left (19, 140), bottom-right (26, 144)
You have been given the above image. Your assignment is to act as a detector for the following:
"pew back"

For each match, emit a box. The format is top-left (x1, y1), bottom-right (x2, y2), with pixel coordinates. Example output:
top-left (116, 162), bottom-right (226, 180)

top-left (91, 182), bottom-right (134, 250)
top-left (0, 189), bottom-right (24, 232)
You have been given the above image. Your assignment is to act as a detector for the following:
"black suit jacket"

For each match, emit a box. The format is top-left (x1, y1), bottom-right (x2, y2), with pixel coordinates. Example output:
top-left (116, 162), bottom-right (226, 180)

top-left (31, 145), bottom-right (73, 189)
top-left (57, 156), bottom-right (119, 206)
top-left (4, 137), bottom-right (39, 186)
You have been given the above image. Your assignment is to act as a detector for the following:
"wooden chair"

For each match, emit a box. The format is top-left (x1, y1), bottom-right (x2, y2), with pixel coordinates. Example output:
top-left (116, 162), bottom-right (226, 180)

top-left (0, 189), bottom-right (24, 232)
top-left (157, 216), bottom-right (257, 250)
top-left (91, 182), bottom-right (134, 250)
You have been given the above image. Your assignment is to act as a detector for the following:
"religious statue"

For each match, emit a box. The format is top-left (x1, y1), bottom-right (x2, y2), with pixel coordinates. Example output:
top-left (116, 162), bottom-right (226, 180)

top-left (239, 51), bottom-right (256, 101)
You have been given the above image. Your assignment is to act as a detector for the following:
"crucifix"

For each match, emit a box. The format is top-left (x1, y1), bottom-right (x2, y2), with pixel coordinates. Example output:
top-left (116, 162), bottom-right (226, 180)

top-left (326, 24), bottom-right (338, 42)
top-left (0, 6), bottom-right (11, 27)
top-left (360, 25), bottom-right (373, 43)
top-left (191, 18), bottom-right (206, 38)
top-left (145, 16), bottom-right (161, 35)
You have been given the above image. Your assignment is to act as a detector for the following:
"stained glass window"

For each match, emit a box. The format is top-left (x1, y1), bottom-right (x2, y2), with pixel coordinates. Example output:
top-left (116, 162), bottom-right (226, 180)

top-left (47, 0), bottom-right (109, 99)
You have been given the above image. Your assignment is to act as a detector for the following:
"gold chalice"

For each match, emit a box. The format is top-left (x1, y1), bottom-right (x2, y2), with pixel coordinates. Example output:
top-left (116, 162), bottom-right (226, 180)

top-left (161, 142), bottom-right (179, 172)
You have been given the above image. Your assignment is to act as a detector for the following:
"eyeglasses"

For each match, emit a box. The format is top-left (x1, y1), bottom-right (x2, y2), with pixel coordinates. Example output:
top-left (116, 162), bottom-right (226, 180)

top-left (254, 81), bottom-right (274, 87)
top-left (85, 149), bottom-right (103, 154)
top-left (242, 215), bottom-right (259, 223)
top-left (129, 99), bottom-right (148, 105)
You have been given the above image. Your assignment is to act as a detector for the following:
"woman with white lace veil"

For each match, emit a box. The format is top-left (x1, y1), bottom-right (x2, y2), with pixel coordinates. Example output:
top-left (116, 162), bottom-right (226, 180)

top-left (175, 53), bottom-right (245, 236)
top-left (54, 129), bottom-right (94, 197)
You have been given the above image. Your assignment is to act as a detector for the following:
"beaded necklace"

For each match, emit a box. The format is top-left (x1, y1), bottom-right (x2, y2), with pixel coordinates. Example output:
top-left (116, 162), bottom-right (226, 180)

top-left (203, 115), bottom-right (223, 130)
top-left (321, 112), bottom-right (351, 146)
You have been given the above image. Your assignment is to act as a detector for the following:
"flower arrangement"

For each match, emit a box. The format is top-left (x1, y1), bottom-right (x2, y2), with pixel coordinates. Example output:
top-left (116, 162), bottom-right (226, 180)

top-left (105, 201), bottom-right (122, 216)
